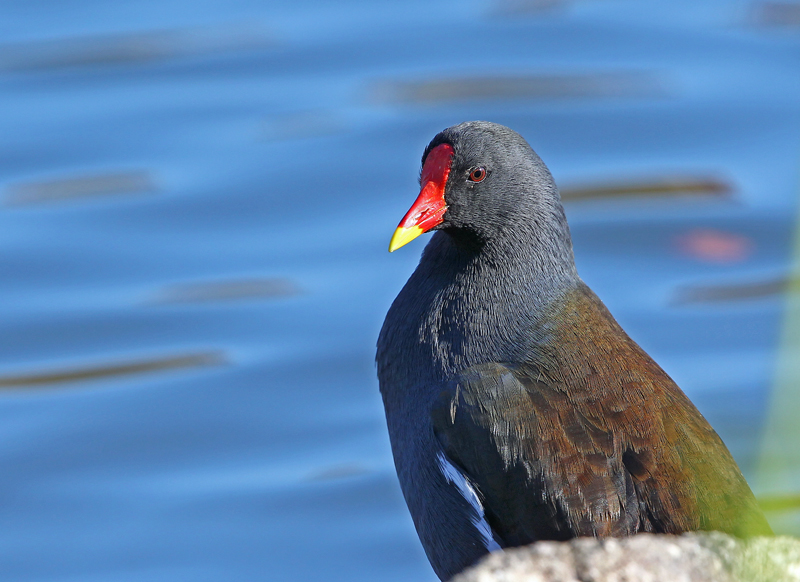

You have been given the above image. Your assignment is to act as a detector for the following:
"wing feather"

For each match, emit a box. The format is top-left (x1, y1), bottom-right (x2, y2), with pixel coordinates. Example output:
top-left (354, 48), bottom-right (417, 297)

top-left (431, 284), bottom-right (771, 546)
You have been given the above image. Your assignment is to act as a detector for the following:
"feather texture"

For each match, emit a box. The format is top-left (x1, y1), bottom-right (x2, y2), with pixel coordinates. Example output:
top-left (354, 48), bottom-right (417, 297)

top-left (431, 283), bottom-right (771, 547)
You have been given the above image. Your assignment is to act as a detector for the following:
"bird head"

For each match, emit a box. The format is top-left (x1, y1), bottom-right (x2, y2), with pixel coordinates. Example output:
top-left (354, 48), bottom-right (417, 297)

top-left (389, 121), bottom-right (561, 253)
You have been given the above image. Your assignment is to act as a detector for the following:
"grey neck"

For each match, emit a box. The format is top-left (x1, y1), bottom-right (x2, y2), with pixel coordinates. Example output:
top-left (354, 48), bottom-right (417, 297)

top-left (377, 192), bottom-right (581, 413)
top-left (409, 216), bottom-right (580, 378)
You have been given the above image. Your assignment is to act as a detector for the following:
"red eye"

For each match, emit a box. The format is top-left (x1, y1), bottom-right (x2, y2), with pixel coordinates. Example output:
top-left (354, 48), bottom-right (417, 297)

top-left (468, 168), bottom-right (486, 183)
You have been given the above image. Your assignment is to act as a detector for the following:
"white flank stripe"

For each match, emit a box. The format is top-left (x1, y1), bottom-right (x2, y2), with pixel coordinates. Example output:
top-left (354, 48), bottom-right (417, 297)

top-left (436, 452), bottom-right (502, 552)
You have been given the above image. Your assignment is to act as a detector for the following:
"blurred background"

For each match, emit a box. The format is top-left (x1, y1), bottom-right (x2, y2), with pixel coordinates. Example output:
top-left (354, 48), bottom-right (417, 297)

top-left (1, 1), bottom-right (799, 580)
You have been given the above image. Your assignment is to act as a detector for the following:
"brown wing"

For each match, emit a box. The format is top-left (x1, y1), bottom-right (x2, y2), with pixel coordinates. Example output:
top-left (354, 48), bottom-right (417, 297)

top-left (432, 362), bottom-right (642, 546)
top-left (431, 283), bottom-right (771, 547)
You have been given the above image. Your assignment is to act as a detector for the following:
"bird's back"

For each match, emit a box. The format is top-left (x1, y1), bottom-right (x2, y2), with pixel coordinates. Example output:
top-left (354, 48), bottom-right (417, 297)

top-left (432, 282), bottom-right (772, 544)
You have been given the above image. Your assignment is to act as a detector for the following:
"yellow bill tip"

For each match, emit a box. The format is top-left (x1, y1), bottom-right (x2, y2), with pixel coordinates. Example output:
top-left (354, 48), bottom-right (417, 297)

top-left (389, 225), bottom-right (425, 252)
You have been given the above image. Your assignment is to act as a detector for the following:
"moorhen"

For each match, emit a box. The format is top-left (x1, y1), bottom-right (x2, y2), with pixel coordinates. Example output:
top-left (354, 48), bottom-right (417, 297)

top-left (376, 121), bottom-right (771, 581)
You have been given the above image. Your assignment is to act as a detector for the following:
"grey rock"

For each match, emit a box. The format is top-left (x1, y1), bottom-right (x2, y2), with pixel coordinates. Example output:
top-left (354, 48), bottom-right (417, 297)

top-left (451, 533), bottom-right (800, 582)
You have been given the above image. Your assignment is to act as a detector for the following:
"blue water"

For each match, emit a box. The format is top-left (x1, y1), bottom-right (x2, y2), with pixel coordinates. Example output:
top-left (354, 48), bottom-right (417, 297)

top-left (1, 2), bottom-right (799, 580)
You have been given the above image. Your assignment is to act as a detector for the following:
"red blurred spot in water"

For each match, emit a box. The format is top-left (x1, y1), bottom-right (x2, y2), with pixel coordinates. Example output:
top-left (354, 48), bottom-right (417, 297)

top-left (674, 228), bottom-right (754, 263)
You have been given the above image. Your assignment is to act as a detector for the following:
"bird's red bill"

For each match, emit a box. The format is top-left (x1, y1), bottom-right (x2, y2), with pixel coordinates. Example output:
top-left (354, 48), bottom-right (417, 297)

top-left (389, 143), bottom-right (454, 252)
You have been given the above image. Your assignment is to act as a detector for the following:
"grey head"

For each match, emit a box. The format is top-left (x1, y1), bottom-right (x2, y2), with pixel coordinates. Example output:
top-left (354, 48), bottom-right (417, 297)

top-left (418, 121), bottom-right (577, 280)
